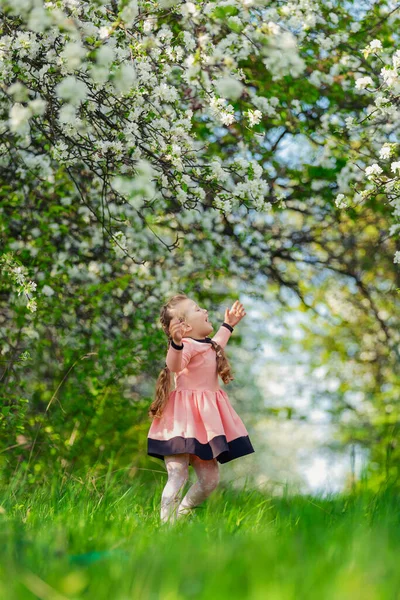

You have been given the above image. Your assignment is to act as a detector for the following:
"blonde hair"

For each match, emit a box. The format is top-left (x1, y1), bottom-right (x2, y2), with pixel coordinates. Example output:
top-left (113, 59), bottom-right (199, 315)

top-left (148, 293), bottom-right (234, 420)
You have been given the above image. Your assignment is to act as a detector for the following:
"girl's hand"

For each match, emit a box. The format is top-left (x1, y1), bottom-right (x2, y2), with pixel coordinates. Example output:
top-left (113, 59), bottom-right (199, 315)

top-left (224, 301), bottom-right (246, 328)
top-left (169, 316), bottom-right (187, 345)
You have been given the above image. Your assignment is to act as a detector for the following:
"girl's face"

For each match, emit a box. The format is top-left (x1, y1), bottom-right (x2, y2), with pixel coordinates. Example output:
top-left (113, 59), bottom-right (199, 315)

top-left (174, 298), bottom-right (214, 338)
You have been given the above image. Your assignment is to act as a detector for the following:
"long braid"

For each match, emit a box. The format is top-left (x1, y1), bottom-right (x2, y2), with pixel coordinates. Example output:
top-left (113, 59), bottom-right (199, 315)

top-left (209, 339), bottom-right (234, 385)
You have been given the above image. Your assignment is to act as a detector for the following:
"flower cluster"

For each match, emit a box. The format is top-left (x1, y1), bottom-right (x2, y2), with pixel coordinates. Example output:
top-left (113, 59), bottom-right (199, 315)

top-left (336, 37), bottom-right (400, 265)
top-left (0, 253), bottom-right (37, 312)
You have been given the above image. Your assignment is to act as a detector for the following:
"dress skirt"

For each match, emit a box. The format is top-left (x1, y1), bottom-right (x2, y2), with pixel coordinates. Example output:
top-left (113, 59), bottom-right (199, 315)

top-left (147, 388), bottom-right (255, 464)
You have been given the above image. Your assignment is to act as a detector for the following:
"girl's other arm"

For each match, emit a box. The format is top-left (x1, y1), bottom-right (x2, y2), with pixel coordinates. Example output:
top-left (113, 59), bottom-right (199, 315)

top-left (166, 339), bottom-right (193, 372)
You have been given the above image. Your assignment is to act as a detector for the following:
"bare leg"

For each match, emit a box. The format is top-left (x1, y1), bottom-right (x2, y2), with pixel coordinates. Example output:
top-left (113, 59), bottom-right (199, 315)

top-left (176, 455), bottom-right (220, 519)
top-left (160, 453), bottom-right (190, 524)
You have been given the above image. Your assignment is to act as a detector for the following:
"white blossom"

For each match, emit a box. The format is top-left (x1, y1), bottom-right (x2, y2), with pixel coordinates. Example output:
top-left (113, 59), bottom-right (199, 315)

top-left (182, 31), bottom-right (196, 51)
top-left (98, 26), bottom-right (111, 39)
top-left (355, 76), bottom-right (374, 90)
top-left (12, 266), bottom-right (25, 285)
top-left (363, 38), bottom-right (383, 58)
top-left (381, 68), bottom-right (398, 87)
top-left (24, 280), bottom-right (37, 295)
top-left (350, 22), bottom-right (361, 32)
top-left (28, 97), bottom-right (47, 116)
top-left (209, 96), bottom-right (235, 125)
top-left (9, 103), bottom-right (31, 132)
top-left (370, 39), bottom-right (382, 50)
top-left (365, 163), bottom-right (383, 179)
top-left (88, 65), bottom-right (109, 85)
top-left (111, 159), bottom-right (156, 208)
top-left (113, 64), bottom-right (138, 94)
top-left (58, 104), bottom-right (77, 124)
top-left (41, 284), bottom-right (55, 296)
top-left (209, 159), bottom-right (230, 183)
top-left (7, 82), bottom-right (29, 102)
top-left (120, 0), bottom-right (138, 27)
top-left (335, 193), bottom-right (348, 208)
top-left (153, 82), bottom-right (178, 102)
top-left (251, 94), bottom-right (279, 116)
top-left (374, 93), bottom-right (390, 111)
top-left (55, 76), bottom-right (89, 105)
top-left (96, 44), bottom-right (115, 67)
top-left (379, 143), bottom-right (393, 160)
top-left (266, 21), bottom-right (280, 35)
top-left (214, 76), bottom-right (244, 100)
top-left (392, 50), bottom-right (400, 70)
top-left (345, 116), bottom-right (357, 130)
top-left (60, 42), bottom-right (87, 70)
top-left (262, 31), bottom-right (306, 80)
top-left (246, 109), bottom-right (262, 127)
top-left (27, 6), bottom-right (51, 33)
top-left (26, 299), bottom-right (37, 312)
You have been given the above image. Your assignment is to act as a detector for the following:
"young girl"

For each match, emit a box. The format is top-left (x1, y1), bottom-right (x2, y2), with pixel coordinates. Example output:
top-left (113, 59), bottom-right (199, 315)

top-left (147, 293), bottom-right (255, 524)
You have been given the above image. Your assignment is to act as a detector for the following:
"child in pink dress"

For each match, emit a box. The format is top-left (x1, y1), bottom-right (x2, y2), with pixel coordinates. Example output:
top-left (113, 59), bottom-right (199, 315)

top-left (147, 293), bottom-right (255, 523)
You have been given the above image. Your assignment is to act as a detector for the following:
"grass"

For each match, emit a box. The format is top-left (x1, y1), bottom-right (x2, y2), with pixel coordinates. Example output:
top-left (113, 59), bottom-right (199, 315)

top-left (1, 465), bottom-right (400, 599)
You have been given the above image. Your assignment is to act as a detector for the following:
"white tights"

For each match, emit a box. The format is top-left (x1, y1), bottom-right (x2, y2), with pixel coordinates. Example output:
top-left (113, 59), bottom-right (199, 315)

top-left (160, 453), bottom-right (220, 523)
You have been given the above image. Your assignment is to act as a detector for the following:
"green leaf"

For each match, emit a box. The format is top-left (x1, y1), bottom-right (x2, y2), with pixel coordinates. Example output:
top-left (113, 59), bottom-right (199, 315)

top-left (212, 5), bottom-right (239, 18)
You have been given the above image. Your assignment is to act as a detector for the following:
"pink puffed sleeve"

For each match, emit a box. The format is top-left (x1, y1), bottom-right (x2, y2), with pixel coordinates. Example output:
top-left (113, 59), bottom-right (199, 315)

top-left (211, 322), bottom-right (234, 349)
top-left (166, 339), bottom-right (194, 373)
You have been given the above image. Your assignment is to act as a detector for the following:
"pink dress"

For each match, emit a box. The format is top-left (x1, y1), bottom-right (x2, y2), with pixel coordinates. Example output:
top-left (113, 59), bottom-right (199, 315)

top-left (147, 322), bottom-right (255, 464)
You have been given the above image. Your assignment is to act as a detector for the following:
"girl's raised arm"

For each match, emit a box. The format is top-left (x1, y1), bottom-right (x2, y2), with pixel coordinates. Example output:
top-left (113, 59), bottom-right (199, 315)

top-left (211, 322), bottom-right (234, 349)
